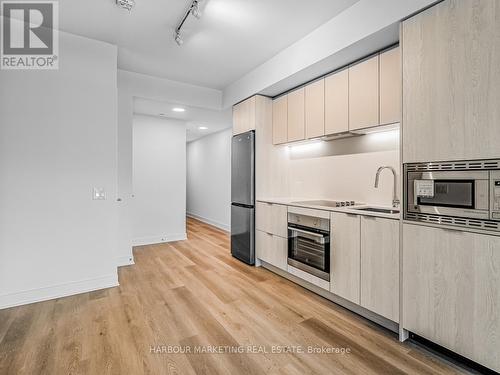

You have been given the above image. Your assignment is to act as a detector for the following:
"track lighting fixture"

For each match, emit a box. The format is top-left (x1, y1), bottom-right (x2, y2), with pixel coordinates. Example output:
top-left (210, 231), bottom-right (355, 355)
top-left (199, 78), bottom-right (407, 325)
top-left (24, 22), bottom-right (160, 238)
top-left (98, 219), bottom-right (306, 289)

top-left (116, 0), bottom-right (135, 12)
top-left (174, 0), bottom-right (204, 46)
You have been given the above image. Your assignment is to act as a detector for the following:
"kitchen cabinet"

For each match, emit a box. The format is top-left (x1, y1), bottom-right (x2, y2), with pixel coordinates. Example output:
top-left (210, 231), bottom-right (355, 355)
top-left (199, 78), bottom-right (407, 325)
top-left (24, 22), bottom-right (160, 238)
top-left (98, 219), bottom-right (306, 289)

top-left (256, 231), bottom-right (288, 271)
top-left (272, 95), bottom-right (288, 145)
top-left (287, 88), bottom-right (305, 142)
top-left (305, 79), bottom-right (325, 139)
top-left (325, 69), bottom-right (349, 135)
top-left (255, 201), bottom-right (288, 271)
top-left (330, 212), bottom-right (361, 304)
top-left (402, 0), bottom-right (500, 162)
top-left (360, 216), bottom-right (399, 323)
top-left (233, 96), bottom-right (256, 135)
top-left (403, 223), bottom-right (500, 372)
top-left (255, 202), bottom-right (288, 238)
top-left (349, 55), bottom-right (379, 131)
top-left (379, 46), bottom-right (401, 125)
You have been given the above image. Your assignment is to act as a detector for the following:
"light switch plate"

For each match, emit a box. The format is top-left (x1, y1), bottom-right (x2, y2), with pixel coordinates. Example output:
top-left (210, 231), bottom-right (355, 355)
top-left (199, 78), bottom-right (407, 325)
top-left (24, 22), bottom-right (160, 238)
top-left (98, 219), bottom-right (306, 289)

top-left (93, 187), bottom-right (106, 200)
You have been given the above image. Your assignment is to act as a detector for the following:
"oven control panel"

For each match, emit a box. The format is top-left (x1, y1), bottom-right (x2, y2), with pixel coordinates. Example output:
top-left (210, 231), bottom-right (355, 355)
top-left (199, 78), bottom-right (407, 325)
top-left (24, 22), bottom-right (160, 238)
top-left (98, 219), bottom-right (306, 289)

top-left (491, 171), bottom-right (500, 220)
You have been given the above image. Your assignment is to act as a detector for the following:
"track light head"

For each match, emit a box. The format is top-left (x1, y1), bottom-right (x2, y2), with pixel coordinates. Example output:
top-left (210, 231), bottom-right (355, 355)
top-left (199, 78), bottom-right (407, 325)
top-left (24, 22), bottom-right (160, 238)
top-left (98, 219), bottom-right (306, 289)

top-left (174, 32), bottom-right (184, 46)
top-left (191, 1), bottom-right (202, 19)
top-left (116, 0), bottom-right (135, 12)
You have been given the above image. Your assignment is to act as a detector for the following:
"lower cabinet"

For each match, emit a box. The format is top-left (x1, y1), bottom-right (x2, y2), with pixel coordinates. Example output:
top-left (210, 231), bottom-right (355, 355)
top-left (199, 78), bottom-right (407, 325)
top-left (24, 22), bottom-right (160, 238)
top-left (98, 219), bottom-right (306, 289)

top-left (330, 212), bottom-right (361, 304)
top-left (330, 213), bottom-right (399, 322)
top-left (255, 230), bottom-right (288, 271)
top-left (403, 224), bottom-right (500, 372)
top-left (255, 202), bottom-right (288, 237)
top-left (360, 216), bottom-right (399, 323)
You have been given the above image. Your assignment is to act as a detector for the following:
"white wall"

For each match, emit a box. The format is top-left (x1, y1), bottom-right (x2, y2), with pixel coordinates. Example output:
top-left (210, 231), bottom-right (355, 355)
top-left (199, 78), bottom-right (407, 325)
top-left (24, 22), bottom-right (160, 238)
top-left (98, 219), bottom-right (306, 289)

top-left (0, 31), bottom-right (119, 309)
top-left (132, 115), bottom-right (187, 245)
top-left (187, 129), bottom-right (232, 231)
top-left (117, 70), bottom-right (223, 264)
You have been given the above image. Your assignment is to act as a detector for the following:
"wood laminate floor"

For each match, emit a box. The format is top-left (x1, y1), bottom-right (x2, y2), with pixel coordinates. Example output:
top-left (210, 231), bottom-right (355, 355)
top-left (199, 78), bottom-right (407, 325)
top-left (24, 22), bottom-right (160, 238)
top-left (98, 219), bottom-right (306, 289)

top-left (0, 218), bottom-right (475, 375)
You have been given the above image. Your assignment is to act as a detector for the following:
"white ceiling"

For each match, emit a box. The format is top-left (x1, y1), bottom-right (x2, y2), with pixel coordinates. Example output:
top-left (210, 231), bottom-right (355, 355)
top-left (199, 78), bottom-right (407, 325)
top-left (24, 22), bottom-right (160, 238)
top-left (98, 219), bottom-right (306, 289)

top-left (58, 0), bottom-right (359, 89)
top-left (134, 97), bottom-right (232, 142)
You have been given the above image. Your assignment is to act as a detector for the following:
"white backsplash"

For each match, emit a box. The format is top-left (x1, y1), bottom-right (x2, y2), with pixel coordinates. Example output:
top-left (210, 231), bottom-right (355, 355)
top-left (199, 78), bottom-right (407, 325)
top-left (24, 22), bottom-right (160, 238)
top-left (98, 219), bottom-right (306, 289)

top-left (273, 130), bottom-right (400, 206)
top-left (289, 149), bottom-right (400, 206)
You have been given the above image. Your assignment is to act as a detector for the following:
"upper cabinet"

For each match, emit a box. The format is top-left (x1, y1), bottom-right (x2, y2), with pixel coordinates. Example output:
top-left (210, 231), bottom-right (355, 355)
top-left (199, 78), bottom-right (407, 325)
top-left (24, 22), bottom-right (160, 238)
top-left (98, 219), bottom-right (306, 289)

top-left (272, 95), bottom-right (288, 145)
top-left (402, 0), bottom-right (500, 162)
top-left (233, 96), bottom-right (256, 135)
top-left (325, 69), bottom-right (349, 135)
top-left (287, 88), bottom-right (305, 142)
top-left (380, 46), bottom-right (401, 125)
top-left (271, 46), bottom-right (402, 145)
top-left (348, 55), bottom-right (379, 131)
top-left (305, 79), bottom-right (325, 139)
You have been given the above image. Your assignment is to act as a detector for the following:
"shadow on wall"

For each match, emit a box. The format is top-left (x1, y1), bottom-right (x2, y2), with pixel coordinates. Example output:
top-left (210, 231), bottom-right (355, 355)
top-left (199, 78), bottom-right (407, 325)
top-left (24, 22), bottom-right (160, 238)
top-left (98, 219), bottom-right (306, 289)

top-left (289, 129), bottom-right (399, 160)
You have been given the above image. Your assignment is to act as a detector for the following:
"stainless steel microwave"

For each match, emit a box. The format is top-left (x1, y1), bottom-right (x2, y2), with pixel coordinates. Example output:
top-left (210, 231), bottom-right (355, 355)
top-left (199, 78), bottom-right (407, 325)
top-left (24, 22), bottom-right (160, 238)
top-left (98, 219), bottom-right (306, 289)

top-left (404, 159), bottom-right (500, 231)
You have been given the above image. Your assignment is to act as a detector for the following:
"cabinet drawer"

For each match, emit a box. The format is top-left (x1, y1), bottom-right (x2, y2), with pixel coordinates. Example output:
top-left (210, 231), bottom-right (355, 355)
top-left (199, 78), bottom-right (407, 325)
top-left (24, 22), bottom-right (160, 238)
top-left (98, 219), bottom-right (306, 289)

top-left (256, 231), bottom-right (288, 271)
top-left (256, 202), bottom-right (288, 237)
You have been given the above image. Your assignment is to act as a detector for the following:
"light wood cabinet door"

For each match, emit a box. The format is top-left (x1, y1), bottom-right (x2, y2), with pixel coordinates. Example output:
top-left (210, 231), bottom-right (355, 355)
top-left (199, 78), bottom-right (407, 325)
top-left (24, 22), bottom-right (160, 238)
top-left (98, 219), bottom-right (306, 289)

top-left (287, 88), bottom-right (305, 142)
top-left (330, 212), bottom-right (361, 304)
top-left (325, 69), bottom-right (349, 135)
top-left (233, 96), bottom-right (256, 135)
top-left (349, 55), bottom-right (379, 131)
top-left (255, 202), bottom-right (288, 238)
top-left (360, 216), bottom-right (399, 323)
top-left (402, 0), bottom-right (500, 162)
top-left (256, 231), bottom-right (288, 271)
top-left (272, 95), bottom-right (288, 145)
top-left (403, 223), bottom-right (500, 372)
top-left (305, 79), bottom-right (325, 139)
top-left (379, 47), bottom-right (401, 125)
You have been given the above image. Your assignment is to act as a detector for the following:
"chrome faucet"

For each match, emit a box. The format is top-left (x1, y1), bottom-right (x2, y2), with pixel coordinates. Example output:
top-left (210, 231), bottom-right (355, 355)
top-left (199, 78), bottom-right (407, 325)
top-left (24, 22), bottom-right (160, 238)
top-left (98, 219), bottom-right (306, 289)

top-left (374, 166), bottom-right (400, 208)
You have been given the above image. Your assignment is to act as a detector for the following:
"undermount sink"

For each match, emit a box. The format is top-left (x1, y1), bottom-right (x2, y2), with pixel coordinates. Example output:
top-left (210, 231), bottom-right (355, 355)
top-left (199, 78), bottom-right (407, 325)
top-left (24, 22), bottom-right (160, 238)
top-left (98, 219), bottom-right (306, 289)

top-left (355, 207), bottom-right (400, 215)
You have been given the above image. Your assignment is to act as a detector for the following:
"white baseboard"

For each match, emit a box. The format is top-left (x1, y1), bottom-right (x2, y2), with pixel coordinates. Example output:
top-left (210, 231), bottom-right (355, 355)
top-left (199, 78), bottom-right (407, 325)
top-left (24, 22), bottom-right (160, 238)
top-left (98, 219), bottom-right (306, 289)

top-left (0, 273), bottom-right (119, 310)
top-left (132, 233), bottom-right (187, 247)
top-left (117, 255), bottom-right (135, 267)
top-left (187, 212), bottom-right (230, 232)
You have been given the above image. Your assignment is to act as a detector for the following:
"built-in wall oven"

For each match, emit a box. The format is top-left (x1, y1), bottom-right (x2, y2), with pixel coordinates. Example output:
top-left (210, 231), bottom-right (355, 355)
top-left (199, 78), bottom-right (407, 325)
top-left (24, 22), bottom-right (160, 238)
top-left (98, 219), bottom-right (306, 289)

top-left (288, 212), bottom-right (330, 281)
top-left (404, 159), bottom-right (500, 232)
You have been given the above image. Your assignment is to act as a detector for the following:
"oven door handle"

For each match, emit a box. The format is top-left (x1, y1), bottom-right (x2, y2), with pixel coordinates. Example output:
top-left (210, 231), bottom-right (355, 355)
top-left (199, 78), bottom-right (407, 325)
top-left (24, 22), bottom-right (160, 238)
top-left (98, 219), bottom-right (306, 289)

top-left (288, 227), bottom-right (328, 244)
top-left (288, 227), bottom-right (324, 237)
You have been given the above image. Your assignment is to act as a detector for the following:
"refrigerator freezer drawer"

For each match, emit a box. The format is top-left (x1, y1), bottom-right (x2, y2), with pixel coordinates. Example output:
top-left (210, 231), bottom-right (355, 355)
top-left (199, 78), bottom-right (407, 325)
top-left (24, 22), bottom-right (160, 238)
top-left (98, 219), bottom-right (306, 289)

top-left (231, 204), bottom-right (255, 265)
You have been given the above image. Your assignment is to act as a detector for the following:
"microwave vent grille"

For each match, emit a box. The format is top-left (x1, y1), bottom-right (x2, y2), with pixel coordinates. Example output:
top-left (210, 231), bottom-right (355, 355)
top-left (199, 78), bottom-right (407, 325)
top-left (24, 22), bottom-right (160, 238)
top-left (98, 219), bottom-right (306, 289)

top-left (405, 213), bottom-right (500, 232)
top-left (406, 160), bottom-right (500, 172)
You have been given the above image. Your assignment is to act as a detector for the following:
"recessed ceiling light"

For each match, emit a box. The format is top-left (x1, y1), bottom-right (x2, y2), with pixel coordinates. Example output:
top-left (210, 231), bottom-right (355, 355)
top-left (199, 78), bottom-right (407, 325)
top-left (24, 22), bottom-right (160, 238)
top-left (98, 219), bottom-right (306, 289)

top-left (198, 126), bottom-right (208, 130)
top-left (172, 107), bottom-right (185, 112)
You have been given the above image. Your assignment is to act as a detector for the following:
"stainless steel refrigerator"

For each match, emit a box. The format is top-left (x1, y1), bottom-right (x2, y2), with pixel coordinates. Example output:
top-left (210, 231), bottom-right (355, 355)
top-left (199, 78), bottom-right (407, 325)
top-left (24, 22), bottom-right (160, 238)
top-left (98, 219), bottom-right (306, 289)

top-left (231, 130), bottom-right (255, 265)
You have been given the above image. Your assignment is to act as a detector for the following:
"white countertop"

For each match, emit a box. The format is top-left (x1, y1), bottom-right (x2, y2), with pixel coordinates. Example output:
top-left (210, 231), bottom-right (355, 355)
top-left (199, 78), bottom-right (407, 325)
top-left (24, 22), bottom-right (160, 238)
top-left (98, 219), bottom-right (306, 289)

top-left (256, 197), bottom-right (401, 220)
